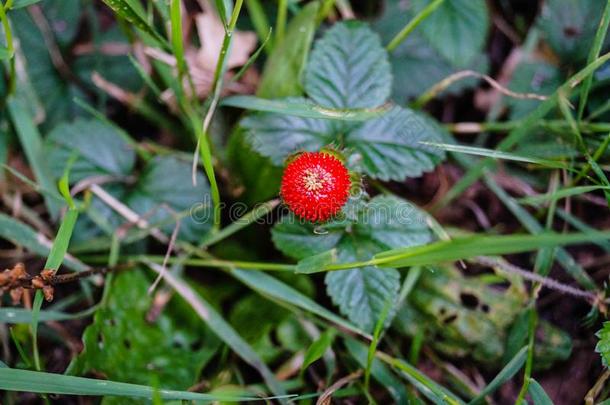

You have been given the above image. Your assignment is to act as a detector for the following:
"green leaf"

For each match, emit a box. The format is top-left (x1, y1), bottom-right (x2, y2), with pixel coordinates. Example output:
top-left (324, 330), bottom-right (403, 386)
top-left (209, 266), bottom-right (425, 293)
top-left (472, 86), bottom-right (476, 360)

top-left (40, 0), bottom-right (82, 46)
top-left (275, 195), bottom-right (433, 332)
top-left (45, 118), bottom-right (136, 183)
top-left (222, 95), bottom-right (389, 121)
top-left (507, 62), bottom-right (562, 119)
top-left (345, 107), bottom-right (446, 180)
top-left (468, 346), bottom-right (527, 405)
top-left (11, 9), bottom-right (83, 130)
top-left (0, 368), bottom-right (263, 402)
top-left (344, 338), bottom-right (409, 404)
top-left (304, 21), bottom-right (392, 109)
top-left (302, 329), bottom-right (336, 371)
top-left (527, 379), bottom-right (553, 405)
top-left (538, 0), bottom-right (609, 63)
top-left (126, 156), bottom-right (212, 242)
top-left (411, 0), bottom-right (489, 67)
top-left (71, 269), bottom-right (220, 390)
top-left (0, 307), bottom-right (97, 324)
top-left (241, 103), bottom-right (335, 165)
top-left (231, 269), bottom-right (369, 338)
top-left (375, 231), bottom-right (610, 269)
top-left (374, 1), bottom-right (488, 101)
top-left (0, 213), bottom-right (88, 272)
top-left (596, 321), bottom-right (610, 367)
top-left (257, 1), bottom-right (319, 99)
top-left (7, 97), bottom-right (62, 215)
top-left (296, 249), bottom-right (338, 274)
top-left (100, 0), bottom-right (168, 47)
top-left (0, 46), bottom-right (12, 59)
top-left (10, 0), bottom-right (43, 9)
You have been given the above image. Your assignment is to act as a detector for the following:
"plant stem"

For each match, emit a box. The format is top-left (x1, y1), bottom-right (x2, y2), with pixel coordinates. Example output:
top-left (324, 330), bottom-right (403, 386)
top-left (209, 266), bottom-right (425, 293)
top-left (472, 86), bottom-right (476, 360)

top-left (0, 0), bottom-right (16, 95)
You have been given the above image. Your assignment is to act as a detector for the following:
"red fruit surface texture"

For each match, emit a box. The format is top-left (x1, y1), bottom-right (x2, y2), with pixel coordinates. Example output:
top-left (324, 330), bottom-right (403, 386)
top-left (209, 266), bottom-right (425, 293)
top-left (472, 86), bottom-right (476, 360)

top-left (280, 152), bottom-right (351, 222)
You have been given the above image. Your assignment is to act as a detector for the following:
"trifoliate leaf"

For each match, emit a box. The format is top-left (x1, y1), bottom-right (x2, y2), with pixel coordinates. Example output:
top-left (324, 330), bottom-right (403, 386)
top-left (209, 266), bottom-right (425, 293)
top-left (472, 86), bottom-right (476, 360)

top-left (304, 21), bottom-right (392, 109)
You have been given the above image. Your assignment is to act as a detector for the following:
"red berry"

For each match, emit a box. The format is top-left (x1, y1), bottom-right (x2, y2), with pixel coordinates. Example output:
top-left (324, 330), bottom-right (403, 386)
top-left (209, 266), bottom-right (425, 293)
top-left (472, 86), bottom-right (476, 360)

top-left (280, 152), bottom-right (351, 222)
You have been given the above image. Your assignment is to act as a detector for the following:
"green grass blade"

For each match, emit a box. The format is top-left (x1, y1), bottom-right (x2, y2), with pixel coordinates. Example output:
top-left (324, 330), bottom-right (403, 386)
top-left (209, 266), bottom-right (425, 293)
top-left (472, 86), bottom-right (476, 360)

top-left (344, 338), bottom-right (410, 404)
top-left (221, 95), bottom-right (390, 120)
top-left (386, 0), bottom-right (445, 52)
top-left (146, 263), bottom-right (287, 399)
top-left (577, 0), bottom-right (610, 120)
top-left (0, 213), bottom-right (88, 272)
top-left (422, 142), bottom-right (569, 169)
top-left (377, 352), bottom-right (464, 405)
top-left (100, 0), bottom-right (170, 49)
top-left (484, 176), bottom-right (596, 289)
top-left (230, 269), bottom-right (371, 339)
top-left (7, 98), bottom-right (61, 216)
top-left (468, 346), bottom-right (528, 405)
top-left (518, 186), bottom-right (610, 206)
top-left (0, 368), bottom-right (282, 401)
top-left (527, 378), bottom-right (553, 405)
top-left (0, 306), bottom-right (98, 324)
top-left (436, 51), bottom-right (610, 208)
top-left (245, 0), bottom-right (272, 51)
top-left (371, 231), bottom-right (610, 269)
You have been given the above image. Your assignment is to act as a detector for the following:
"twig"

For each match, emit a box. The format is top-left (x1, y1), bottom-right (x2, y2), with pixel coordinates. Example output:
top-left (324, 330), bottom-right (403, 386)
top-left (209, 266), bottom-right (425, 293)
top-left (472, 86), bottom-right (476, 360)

top-left (474, 256), bottom-right (598, 301)
top-left (315, 370), bottom-right (363, 405)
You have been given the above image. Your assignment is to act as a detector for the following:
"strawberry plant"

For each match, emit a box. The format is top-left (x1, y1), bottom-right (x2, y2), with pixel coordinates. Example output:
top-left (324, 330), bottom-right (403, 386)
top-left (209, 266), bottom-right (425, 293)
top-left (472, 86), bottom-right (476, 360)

top-left (1, 0), bottom-right (610, 404)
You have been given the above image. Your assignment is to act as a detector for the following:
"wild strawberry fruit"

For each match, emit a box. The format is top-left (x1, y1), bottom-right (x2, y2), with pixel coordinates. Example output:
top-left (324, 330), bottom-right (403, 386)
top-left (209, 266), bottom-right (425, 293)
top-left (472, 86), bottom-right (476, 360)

top-left (280, 151), bottom-right (351, 222)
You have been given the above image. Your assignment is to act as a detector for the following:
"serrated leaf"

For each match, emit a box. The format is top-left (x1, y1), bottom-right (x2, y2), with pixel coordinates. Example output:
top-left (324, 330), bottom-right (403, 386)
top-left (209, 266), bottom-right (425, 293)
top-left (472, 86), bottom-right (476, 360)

top-left (538, 0), bottom-right (609, 63)
top-left (273, 195), bottom-right (433, 332)
top-left (325, 241), bottom-right (401, 332)
top-left (346, 107), bottom-right (446, 181)
top-left (126, 156), bottom-right (212, 242)
top-left (411, 0), bottom-right (489, 67)
top-left (71, 269), bottom-right (220, 391)
top-left (45, 118), bottom-right (136, 182)
top-left (596, 321), bottom-right (610, 367)
top-left (304, 21), bottom-right (392, 109)
top-left (241, 100), bottom-right (335, 165)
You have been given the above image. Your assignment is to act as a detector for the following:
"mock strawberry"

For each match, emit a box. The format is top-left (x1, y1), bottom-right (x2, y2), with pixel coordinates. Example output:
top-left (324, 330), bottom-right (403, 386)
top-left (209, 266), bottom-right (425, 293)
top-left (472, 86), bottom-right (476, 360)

top-left (280, 151), bottom-right (351, 222)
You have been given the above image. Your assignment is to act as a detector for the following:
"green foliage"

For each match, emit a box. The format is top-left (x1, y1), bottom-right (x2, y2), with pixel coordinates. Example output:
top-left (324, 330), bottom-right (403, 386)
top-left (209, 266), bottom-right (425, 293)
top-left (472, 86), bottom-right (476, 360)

top-left (126, 156), bottom-right (212, 241)
top-left (538, 0), bottom-right (610, 64)
top-left (45, 119), bottom-right (136, 182)
top-left (394, 265), bottom-right (572, 367)
top-left (411, 0), bottom-right (489, 67)
top-left (373, 0), bottom-right (489, 101)
top-left (71, 269), bottom-right (220, 393)
top-left (257, 1), bottom-right (319, 99)
top-left (241, 21), bottom-right (446, 181)
top-left (304, 21), bottom-right (391, 109)
top-left (596, 321), bottom-right (610, 367)
top-left (273, 195), bottom-right (433, 332)
top-left (302, 328), bottom-right (335, 371)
